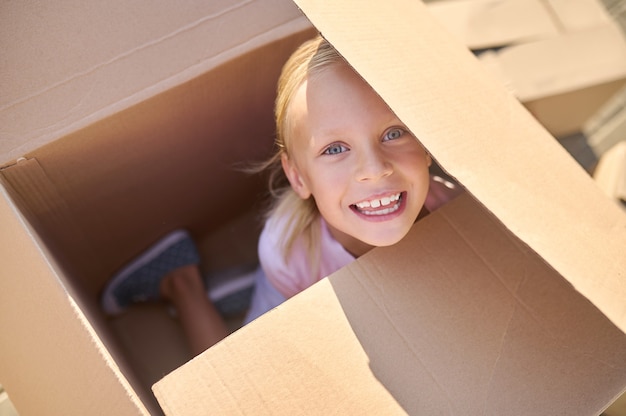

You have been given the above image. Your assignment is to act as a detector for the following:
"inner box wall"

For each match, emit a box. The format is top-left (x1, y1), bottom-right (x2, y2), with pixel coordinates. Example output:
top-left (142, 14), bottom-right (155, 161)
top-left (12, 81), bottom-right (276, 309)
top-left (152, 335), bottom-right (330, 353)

top-left (0, 28), bottom-right (316, 412)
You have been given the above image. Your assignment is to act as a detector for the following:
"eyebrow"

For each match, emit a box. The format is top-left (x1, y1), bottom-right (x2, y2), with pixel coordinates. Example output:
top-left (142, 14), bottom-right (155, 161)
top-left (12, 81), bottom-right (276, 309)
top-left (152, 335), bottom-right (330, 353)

top-left (319, 115), bottom-right (405, 137)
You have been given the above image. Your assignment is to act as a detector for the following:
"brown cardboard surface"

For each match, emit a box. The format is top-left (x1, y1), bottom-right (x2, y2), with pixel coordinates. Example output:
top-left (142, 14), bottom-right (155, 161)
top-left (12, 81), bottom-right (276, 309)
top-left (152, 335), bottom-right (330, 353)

top-left (426, 0), bottom-right (559, 50)
top-left (3, 0), bottom-right (626, 414)
top-left (426, 0), bottom-right (613, 52)
top-left (524, 79), bottom-right (626, 138)
top-left (1, 1), bottom-right (315, 414)
top-left (1, 27), bottom-right (316, 416)
top-left (546, 0), bottom-right (612, 32)
top-left (478, 22), bottom-right (626, 137)
top-left (154, 0), bottom-right (626, 413)
top-left (294, 0), bottom-right (626, 335)
top-left (495, 23), bottom-right (626, 102)
top-left (154, 194), bottom-right (626, 415)
top-left (0, 0), bottom-right (307, 165)
top-left (0, 186), bottom-right (149, 415)
top-left (2, 31), bottom-right (311, 299)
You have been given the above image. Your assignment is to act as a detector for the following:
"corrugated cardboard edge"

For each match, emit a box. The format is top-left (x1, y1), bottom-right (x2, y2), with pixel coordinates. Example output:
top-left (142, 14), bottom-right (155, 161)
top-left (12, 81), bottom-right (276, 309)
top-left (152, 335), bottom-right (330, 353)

top-left (0, 184), bottom-right (150, 415)
top-left (292, 0), bottom-right (626, 334)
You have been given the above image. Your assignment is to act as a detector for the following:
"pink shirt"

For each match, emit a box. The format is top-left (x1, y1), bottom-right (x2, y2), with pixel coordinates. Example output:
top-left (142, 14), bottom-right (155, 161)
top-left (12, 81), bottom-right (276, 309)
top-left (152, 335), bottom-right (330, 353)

top-left (258, 215), bottom-right (354, 299)
top-left (258, 175), bottom-right (462, 299)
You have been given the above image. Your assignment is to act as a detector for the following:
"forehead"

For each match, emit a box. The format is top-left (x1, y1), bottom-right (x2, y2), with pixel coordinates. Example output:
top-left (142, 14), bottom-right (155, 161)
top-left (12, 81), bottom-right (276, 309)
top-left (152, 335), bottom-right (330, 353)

top-left (299, 63), bottom-right (397, 128)
top-left (307, 61), bottom-right (371, 102)
top-left (284, 63), bottom-right (401, 159)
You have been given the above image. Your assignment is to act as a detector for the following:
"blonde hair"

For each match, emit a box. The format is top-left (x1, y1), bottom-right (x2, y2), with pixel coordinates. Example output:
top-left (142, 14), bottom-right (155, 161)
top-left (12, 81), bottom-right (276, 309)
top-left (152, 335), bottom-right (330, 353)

top-left (262, 35), bottom-right (346, 269)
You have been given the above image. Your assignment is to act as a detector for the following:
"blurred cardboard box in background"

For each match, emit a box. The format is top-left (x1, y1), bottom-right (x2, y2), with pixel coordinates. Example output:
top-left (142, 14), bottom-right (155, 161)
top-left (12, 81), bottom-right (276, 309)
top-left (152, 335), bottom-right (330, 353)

top-left (478, 22), bottom-right (626, 139)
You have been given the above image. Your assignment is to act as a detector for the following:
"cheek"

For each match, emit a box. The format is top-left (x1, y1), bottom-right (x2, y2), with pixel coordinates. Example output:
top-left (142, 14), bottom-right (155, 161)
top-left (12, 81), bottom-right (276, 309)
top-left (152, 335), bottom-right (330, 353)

top-left (402, 148), bottom-right (431, 174)
top-left (307, 166), bottom-right (351, 209)
top-left (310, 160), bottom-right (350, 187)
top-left (403, 153), bottom-right (432, 196)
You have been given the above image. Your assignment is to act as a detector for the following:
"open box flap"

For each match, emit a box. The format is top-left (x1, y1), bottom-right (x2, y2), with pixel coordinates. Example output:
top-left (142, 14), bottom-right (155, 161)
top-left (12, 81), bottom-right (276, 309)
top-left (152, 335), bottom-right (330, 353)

top-left (0, 0), bottom-right (307, 166)
top-left (292, 0), bottom-right (626, 334)
top-left (154, 195), bottom-right (626, 414)
top-left (150, 1), bottom-right (626, 413)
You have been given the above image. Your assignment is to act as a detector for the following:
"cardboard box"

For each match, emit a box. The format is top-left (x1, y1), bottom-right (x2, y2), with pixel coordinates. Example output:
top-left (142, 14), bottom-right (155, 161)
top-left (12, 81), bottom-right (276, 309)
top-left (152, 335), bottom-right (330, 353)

top-left (584, 84), bottom-right (626, 156)
top-left (426, 0), bottom-right (611, 51)
top-left (153, 0), bottom-right (626, 414)
top-left (0, 1), bottom-right (313, 414)
top-left (426, 0), bottom-right (560, 50)
top-left (479, 22), bottom-right (626, 137)
top-left (156, 193), bottom-right (626, 414)
top-left (2, 1), bottom-right (626, 415)
top-left (545, 0), bottom-right (613, 32)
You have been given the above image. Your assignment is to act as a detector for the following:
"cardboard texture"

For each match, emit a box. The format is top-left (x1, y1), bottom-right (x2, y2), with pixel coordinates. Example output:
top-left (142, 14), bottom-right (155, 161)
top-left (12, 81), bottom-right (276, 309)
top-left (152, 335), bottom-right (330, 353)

top-left (546, 0), bottom-right (612, 32)
top-left (153, 0), bottom-right (626, 414)
top-left (1, 0), bottom-right (313, 414)
top-left (0, 187), bottom-right (149, 415)
top-left (0, 0), bottom-right (308, 166)
top-left (154, 194), bottom-right (626, 415)
top-left (426, 0), bottom-right (560, 50)
top-left (2, 0), bottom-right (626, 414)
top-left (426, 0), bottom-right (612, 51)
top-left (479, 22), bottom-right (626, 137)
top-left (292, 0), bottom-right (626, 335)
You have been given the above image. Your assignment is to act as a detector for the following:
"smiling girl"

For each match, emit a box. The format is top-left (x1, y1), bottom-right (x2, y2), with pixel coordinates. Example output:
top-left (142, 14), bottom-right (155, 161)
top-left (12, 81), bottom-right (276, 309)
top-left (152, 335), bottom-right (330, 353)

top-left (101, 35), bottom-right (461, 355)
top-left (247, 35), bottom-right (460, 319)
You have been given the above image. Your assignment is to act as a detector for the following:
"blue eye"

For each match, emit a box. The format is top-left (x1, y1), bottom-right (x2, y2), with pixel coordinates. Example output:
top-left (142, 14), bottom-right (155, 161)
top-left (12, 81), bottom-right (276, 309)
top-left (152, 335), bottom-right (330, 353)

top-left (323, 143), bottom-right (349, 155)
top-left (384, 128), bottom-right (404, 141)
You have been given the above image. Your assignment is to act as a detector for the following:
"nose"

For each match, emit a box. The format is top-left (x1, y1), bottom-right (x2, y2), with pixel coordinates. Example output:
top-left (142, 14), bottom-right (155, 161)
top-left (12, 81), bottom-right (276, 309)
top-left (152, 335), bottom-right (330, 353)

top-left (356, 145), bottom-right (393, 182)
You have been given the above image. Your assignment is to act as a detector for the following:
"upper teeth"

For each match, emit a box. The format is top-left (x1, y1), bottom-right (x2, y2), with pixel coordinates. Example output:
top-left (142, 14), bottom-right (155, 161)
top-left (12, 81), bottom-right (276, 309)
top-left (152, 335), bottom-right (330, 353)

top-left (355, 193), bottom-right (401, 209)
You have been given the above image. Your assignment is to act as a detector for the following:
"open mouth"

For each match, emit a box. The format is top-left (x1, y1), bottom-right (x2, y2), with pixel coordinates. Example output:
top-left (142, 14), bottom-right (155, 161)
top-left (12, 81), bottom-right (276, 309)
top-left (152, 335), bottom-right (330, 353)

top-left (351, 192), bottom-right (404, 216)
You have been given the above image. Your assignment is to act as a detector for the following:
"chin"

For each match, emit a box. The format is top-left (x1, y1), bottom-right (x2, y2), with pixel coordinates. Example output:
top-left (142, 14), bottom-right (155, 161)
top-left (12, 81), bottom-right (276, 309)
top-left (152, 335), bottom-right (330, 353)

top-left (362, 232), bottom-right (408, 248)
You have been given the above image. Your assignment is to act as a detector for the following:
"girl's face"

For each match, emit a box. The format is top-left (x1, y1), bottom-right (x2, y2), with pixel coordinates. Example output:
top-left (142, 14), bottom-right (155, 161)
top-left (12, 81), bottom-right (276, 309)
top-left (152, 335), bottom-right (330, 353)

top-left (282, 62), bottom-right (431, 257)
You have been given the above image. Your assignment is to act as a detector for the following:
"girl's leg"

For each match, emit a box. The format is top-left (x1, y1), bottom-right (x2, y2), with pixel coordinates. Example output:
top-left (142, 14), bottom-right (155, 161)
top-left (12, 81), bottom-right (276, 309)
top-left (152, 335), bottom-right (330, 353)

top-left (101, 230), bottom-right (229, 356)
top-left (161, 265), bottom-right (229, 356)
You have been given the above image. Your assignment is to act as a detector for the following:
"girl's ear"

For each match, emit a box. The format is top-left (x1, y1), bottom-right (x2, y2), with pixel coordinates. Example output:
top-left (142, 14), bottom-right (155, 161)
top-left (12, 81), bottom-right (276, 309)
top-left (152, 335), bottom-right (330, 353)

top-left (426, 151), bottom-right (432, 167)
top-left (281, 153), bottom-right (312, 199)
